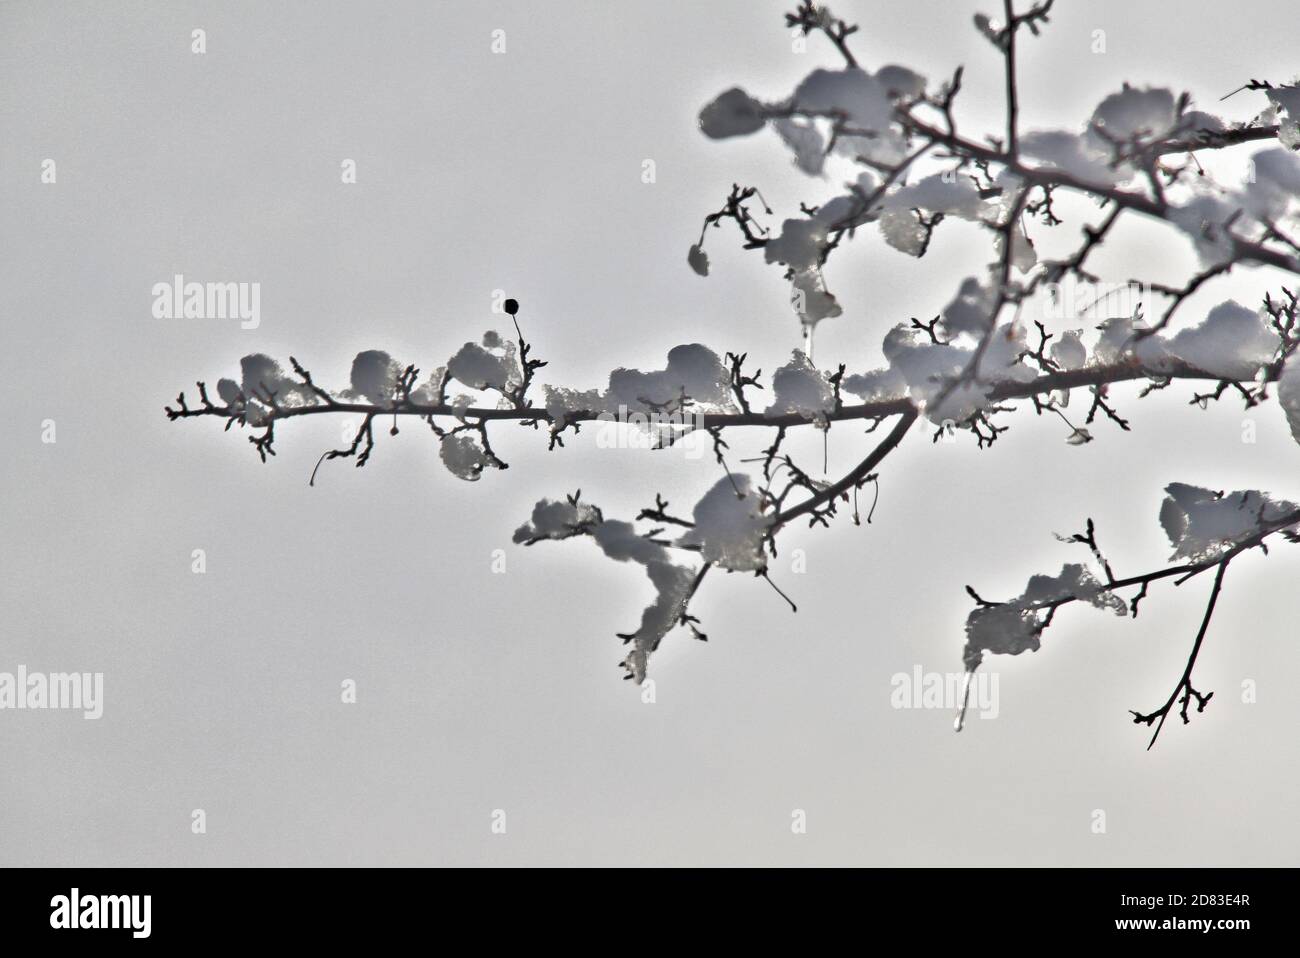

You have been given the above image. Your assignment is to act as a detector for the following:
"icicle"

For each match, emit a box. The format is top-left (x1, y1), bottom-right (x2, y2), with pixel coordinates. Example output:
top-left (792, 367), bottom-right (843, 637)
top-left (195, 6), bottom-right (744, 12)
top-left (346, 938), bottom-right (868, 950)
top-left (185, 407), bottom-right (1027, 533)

top-left (954, 668), bottom-right (976, 732)
top-left (801, 321), bottom-right (815, 362)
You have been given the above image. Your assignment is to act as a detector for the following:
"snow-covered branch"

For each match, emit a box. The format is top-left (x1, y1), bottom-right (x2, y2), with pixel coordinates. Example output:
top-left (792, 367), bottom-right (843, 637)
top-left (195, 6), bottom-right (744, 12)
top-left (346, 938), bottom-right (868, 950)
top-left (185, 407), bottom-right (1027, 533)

top-left (963, 487), bottom-right (1300, 745)
top-left (168, 2), bottom-right (1300, 747)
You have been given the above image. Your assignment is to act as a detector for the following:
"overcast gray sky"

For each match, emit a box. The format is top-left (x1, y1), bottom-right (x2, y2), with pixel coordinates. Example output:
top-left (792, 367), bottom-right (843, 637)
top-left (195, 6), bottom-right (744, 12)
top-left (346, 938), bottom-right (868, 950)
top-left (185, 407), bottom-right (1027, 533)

top-left (2, 0), bottom-right (1297, 866)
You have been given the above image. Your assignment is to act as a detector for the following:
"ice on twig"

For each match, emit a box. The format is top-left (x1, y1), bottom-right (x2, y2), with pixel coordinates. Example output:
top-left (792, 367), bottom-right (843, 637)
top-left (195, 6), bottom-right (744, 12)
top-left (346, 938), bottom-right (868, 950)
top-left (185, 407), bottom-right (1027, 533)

top-left (678, 475), bottom-right (769, 572)
top-left (769, 350), bottom-right (836, 420)
top-left (698, 87), bottom-right (768, 139)
top-left (964, 563), bottom-right (1126, 661)
top-left (1159, 483), bottom-right (1299, 561)
top-left (344, 350), bottom-right (403, 405)
top-left (1265, 83), bottom-right (1300, 149)
top-left (1165, 300), bottom-right (1280, 381)
top-left (1278, 351), bottom-right (1300, 445)
top-left (446, 333), bottom-right (522, 394)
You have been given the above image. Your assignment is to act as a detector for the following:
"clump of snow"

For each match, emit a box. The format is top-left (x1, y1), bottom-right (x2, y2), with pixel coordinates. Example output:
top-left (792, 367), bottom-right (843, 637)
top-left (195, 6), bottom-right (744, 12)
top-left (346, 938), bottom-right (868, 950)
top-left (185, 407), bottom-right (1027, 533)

top-left (765, 217), bottom-right (828, 270)
top-left (1019, 130), bottom-right (1125, 187)
top-left (994, 223), bottom-right (1038, 273)
top-left (833, 128), bottom-right (909, 166)
top-left (812, 193), bottom-right (861, 229)
top-left (1165, 300), bottom-right (1280, 380)
top-left (608, 344), bottom-right (731, 411)
top-left (233, 355), bottom-right (319, 407)
top-left (811, 171), bottom-right (881, 229)
top-left (449, 393), bottom-right (474, 418)
top-left (1050, 329), bottom-right (1087, 370)
top-left (966, 604), bottom-right (1041, 660)
top-left (1087, 86), bottom-right (1177, 146)
top-left (591, 520), bottom-right (695, 683)
top-left (973, 13), bottom-right (1006, 49)
top-left (1092, 313), bottom-right (1172, 368)
top-left (1265, 83), bottom-right (1300, 149)
top-left (1240, 148), bottom-right (1300, 223)
top-left (979, 323), bottom-right (1039, 384)
top-left (860, 320), bottom-right (1034, 424)
top-left (216, 356), bottom-right (307, 424)
top-left (875, 64), bottom-right (926, 99)
top-left (964, 563), bottom-right (1126, 665)
top-left (878, 324), bottom-right (976, 422)
top-left (1018, 82), bottom-right (1194, 188)
top-left (446, 332), bottom-right (522, 394)
top-left (1159, 483), bottom-right (1299, 561)
top-left (538, 345), bottom-right (735, 428)
top-left (215, 355), bottom-right (322, 425)
top-left (542, 385), bottom-right (605, 427)
top-left (875, 172), bottom-right (997, 258)
top-left (590, 519), bottom-right (666, 565)
top-left (513, 497), bottom-right (602, 544)
top-left (880, 322), bottom-right (965, 386)
top-left (788, 67), bottom-right (911, 166)
top-left (931, 382), bottom-right (993, 425)
top-left (699, 87), bottom-right (767, 139)
top-left (678, 475), bottom-right (770, 572)
top-left (1019, 86), bottom-right (1184, 188)
top-left (941, 276), bottom-right (1000, 336)
top-left (514, 497), bottom-right (697, 682)
top-left (1278, 351), bottom-right (1300, 445)
top-left (687, 243), bottom-right (709, 276)
top-left (1164, 147), bottom-right (1300, 269)
top-left (1182, 110), bottom-right (1226, 136)
top-left (343, 350), bottom-right (403, 405)
top-left (215, 378), bottom-right (241, 406)
top-left (538, 345), bottom-right (733, 423)
top-left (1168, 193), bottom-right (1240, 267)
top-left (439, 433), bottom-right (490, 481)
top-left (773, 117), bottom-right (827, 175)
top-left (883, 172), bottom-right (990, 221)
top-left (792, 67), bottom-right (893, 130)
top-left (841, 309), bottom-right (1042, 423)
top-left (1024, 566), bottom-right (1128, 615)
top-left (790, 268), bottom-right (842, 325)
top-left (878, 208), bottom-right (929, 257)
top-left (988, 169), bottom-right (1028, 220)
top-left (621, 562), bottom-right (696, 683)
top-left (769, 350), bottom-right (836, 419)
top-left (841, 366), bottom-right (907, 402)
top-left (409, 366), bottom-right (447, 405)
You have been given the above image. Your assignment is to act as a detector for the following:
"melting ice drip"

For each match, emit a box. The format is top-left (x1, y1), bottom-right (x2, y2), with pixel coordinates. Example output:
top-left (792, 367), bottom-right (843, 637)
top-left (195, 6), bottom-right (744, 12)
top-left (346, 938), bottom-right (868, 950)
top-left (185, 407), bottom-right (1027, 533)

top-left (954, 669), bottom-right (976, 732)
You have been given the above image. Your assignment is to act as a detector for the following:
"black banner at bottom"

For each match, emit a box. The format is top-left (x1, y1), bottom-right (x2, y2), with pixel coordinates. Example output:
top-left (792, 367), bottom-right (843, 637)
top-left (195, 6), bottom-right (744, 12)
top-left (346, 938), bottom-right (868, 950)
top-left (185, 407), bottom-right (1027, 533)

top-left (0, 867), bottom-right (1287, 943)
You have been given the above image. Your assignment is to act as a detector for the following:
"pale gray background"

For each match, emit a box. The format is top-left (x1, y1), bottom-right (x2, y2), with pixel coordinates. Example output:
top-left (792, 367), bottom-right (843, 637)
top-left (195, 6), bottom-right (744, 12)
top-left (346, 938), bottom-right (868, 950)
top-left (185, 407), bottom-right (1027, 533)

top-left (1, 0), bottom-right (1297, 866)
